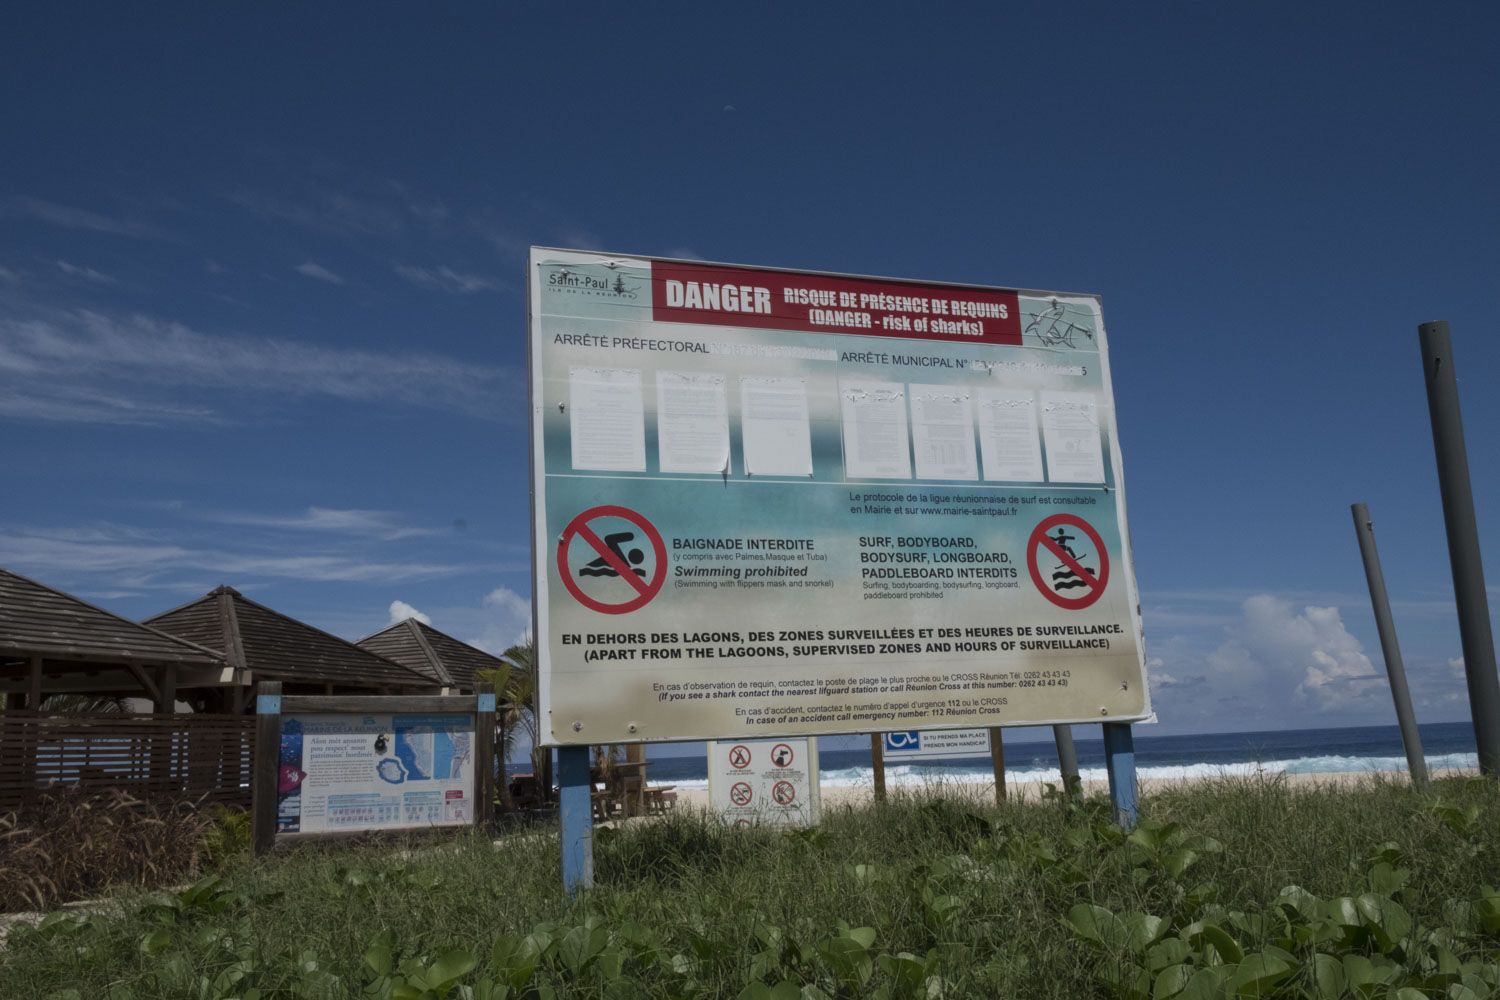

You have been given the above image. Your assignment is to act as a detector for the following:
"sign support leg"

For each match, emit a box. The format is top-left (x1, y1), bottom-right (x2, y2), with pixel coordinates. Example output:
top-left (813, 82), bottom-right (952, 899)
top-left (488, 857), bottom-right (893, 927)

top-left (251, 681), bottom-right (282, 857)
top-left (1053, 724), bottom-right (1081, 798)
top-left (1102, 722), bottom-right (1137, 830)
top-left (558, 744), bottom-right (594, 895)
top-left (869, 733), bottom-right (886, 802)
top-left (988, 727), bottom-right (1006, 803)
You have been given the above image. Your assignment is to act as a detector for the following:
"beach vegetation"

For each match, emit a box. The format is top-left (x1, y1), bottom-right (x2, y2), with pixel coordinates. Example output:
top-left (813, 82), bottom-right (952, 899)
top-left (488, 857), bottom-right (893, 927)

top-left (2, 775), bottom-right (1497, 998)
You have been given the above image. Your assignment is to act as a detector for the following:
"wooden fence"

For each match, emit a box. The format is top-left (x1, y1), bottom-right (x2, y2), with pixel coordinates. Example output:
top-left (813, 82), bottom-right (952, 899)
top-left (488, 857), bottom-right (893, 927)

top-left (0, 711), bottom-right (255, 814)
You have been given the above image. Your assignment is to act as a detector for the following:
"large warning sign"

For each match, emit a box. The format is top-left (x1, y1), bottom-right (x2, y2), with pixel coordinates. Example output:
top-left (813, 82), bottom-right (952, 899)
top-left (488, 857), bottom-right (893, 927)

top-left (530, 248), bottom-right (1150, 745)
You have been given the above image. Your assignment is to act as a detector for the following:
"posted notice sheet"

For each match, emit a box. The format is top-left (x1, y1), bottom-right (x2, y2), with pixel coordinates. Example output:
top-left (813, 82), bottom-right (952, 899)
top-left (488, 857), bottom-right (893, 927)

top-left (569, 367), bottom-right (646, 472)
top-left (741, 376), bottom-right (813, 477)
top-left (909, 384), bottom-right (978, 481)
top-left (840, 379), bottom-right (912, 480)
top-left (657, 371), bottom-right (730, 474)
top-left (1040, 391), bottom-right (1105, 483)
top-left (977, 389), bottom-right (1044, 482)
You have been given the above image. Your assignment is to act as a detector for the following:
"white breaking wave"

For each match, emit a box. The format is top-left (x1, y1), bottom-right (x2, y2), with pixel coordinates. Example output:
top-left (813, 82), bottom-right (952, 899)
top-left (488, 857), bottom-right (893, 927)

top-left (661, 752), bottom-right (1478, 792)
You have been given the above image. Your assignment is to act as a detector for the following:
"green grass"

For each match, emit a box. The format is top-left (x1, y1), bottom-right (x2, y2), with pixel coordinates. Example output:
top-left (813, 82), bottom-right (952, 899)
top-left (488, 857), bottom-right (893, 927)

top-left (2, 775), bottom-right (1498, 999)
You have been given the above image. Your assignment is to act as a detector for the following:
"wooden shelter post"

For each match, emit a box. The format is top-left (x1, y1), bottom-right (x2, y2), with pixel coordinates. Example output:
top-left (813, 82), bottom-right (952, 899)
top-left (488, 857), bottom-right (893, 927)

top-left (27, 655), bottom-right (42, 710)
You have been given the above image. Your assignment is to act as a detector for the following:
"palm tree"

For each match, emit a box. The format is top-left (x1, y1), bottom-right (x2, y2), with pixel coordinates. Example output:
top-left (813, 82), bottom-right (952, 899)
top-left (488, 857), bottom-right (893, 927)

top-left (478, 639), bottom-right (545, 806)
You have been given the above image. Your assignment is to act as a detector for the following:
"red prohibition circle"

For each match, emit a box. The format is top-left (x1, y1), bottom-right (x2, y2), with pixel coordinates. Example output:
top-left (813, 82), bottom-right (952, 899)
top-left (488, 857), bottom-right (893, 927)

top-left (770, 743), bottom-right (794, 767)
top-left (772, 780), bottom-right (797, 805)
top-left (728, 745), bottom-right (752, 769)
top-left (1027, 513), bottom-right (1111, 611)
top-left (556, 504), bottom-right (667, 615)
top-left (729, 781), bottom-right (754, 807)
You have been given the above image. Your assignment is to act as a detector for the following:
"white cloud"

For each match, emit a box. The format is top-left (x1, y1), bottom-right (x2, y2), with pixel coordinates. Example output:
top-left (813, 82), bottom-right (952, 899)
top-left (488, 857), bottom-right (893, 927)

top-left (0, 196), bottom-right (163, 239)
top-left (295, 260), bottom-right (344, 285)
top-left (1207, 595), bottom-right (1383, 712)
top-left (389, 599), bottom-right (431, 625)
top-left (55, 260), bottom-right (116, 285)
top-left (473, 586), bottom-right (532, 652)
top-left (394, 264), bottom-right (498, 294)
top-left (0, 306), bottom-right (513, 423)
top-left (0, 525), bottom-right (483, 584)
top-left (195, 506), bottom-right (437, 541)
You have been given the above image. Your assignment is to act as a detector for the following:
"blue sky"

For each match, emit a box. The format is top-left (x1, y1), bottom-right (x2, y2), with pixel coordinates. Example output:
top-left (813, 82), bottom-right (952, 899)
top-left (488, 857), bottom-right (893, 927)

top-left (2, 4), bottom-right (1498, 742)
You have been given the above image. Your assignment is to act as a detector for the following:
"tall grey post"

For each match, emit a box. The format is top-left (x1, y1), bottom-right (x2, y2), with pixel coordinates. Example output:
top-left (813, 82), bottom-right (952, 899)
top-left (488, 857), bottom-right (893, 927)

top-left (1350, 503), bottom-right (1427, 785)
top-left (1053, 724), bottom-right (1081, 795)
top-left (1419, 321), bottom-right (1500, 776)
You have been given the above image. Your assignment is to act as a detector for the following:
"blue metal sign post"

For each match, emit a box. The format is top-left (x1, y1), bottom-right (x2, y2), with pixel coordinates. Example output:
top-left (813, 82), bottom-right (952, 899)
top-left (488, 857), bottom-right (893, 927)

top-left (1102, 722), bottom-right (1138, 830)
top-left (558, 744), bottom-right (594, 894)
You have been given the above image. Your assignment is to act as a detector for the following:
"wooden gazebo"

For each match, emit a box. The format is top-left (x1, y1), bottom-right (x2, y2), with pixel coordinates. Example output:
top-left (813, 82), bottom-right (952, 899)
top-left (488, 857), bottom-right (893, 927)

top-left (0, 567), bottom-right (235, 711)
top-left (356, 617), bottom-right (511, 694)
top-left (145, 586), bottom-right (434, 704)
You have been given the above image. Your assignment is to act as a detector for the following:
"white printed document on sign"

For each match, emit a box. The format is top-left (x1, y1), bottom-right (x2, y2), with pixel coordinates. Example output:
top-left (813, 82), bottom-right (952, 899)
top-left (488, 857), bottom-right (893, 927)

top-left (657, 371), bottom-right (730, 474)
top-left (976, 389), bottom-right (1044, 482)
top-left (569, 367), bottom-right (646, 472)
top-left (1040, 391), bottom-right (1105, 483)
top-left (840, 379), bottom-right (912, 480)
top-left (908, 384), bottom-right (978, 481)
top-left (740, 376), bottom-right (813, 477)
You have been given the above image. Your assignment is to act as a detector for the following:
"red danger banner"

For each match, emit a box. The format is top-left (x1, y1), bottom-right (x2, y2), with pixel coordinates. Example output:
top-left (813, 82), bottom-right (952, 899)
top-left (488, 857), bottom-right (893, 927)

top-left (651, 260), bottom-right (1021, 346)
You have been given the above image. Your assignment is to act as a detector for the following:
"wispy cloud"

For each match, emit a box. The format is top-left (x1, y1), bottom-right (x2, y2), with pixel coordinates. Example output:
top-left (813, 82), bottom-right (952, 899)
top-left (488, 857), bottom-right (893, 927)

top-left (55, 260), bottom-right (117, 285)
top-left (0, 524), bottom-right (488, 585)
top-left (294, 260), bottom-right (344, 285)
top-left (394, 264), bottom-right (498, 294)
top-left (0, 305), bottom-right (514, 424)
top-left (194, 506), bottom-right (439, 541)
top-left (1, 196), bottom-right (163, 239)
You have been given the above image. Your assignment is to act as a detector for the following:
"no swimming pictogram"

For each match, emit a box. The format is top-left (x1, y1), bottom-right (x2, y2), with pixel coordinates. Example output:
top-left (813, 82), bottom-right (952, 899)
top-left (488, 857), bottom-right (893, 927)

top-left (557, 504), bottom-right (667, 614)
top-left (1027, 513), bottom-right (1110, 611)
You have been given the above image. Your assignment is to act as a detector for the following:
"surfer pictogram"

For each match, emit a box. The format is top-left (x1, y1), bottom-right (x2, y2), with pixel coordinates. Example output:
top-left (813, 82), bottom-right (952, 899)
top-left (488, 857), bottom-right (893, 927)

top-left (579, 532), bottom-right (647, 578)
top-left (1045, 526), bottom-right (1096, 593)
top-left (1026, 514), bottom-right (1111, 610)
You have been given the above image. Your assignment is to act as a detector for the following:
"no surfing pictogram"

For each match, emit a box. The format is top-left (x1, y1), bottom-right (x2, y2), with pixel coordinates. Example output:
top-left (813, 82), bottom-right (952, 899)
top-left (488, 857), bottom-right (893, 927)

top-left (1027, 513), bottom-right (1110, 611)
top-left (557, 504), bottom-right (667, 615)
top-left (729, 781), bottom-right (754, 807)
top-left (727, 745), bottom-right (752, 769)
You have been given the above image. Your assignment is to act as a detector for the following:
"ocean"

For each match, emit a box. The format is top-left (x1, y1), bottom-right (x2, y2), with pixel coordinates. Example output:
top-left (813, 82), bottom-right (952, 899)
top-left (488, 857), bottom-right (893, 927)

top-left (611, 721), bottom-right (1480, 792)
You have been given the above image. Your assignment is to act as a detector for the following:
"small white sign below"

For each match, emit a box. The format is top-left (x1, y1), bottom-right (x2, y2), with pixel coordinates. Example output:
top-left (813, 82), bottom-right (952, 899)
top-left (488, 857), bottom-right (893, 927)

top-left (707, 737), bottom-right (820, 828)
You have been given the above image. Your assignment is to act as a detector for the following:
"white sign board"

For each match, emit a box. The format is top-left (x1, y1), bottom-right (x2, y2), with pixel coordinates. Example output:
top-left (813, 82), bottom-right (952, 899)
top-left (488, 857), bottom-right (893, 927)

top-left (530, 248), bottom-right (1150, 746)
top-left (275, 713), bottom-right (475, 834)
top-left (707, 737), bottom-right (819, 828)
top-left (882, 728), bottom-right (992, 761)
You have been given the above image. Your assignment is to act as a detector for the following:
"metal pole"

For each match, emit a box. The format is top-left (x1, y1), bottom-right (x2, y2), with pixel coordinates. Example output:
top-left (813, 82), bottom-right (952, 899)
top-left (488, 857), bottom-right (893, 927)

top-left (1102, 722), bottom-right (1138, 830)
top-left (1419, 321), bottom-right (1500, 776)
top-left (1351, 504), bottom-right (1428, 785)
top-left (251, 681), bottom-right (282, 857)
top-left (1053, 724), bottom-right (1081, 797)
top-left (557, 744), bottom-right (594, 894)
top-left (988, 727), bottom-right (1006, 803)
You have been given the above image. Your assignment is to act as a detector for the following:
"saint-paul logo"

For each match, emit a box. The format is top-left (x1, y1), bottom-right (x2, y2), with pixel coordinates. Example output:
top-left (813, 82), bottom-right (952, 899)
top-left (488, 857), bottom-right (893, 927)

top-left (546, 267), bottom-right (641, 300)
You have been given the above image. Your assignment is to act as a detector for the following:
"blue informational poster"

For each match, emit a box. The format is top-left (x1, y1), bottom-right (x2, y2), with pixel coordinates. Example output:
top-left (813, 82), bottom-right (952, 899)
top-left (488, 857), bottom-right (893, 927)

top-left (529, 249), bottom-right (1151, 747)
top-left (276, 713), bottom-right (474, 834)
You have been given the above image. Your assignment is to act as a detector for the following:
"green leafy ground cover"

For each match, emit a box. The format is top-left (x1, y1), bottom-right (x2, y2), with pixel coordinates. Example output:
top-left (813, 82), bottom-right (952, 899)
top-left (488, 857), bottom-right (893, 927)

top-left (2, 775), bottom-right (1496, 999)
